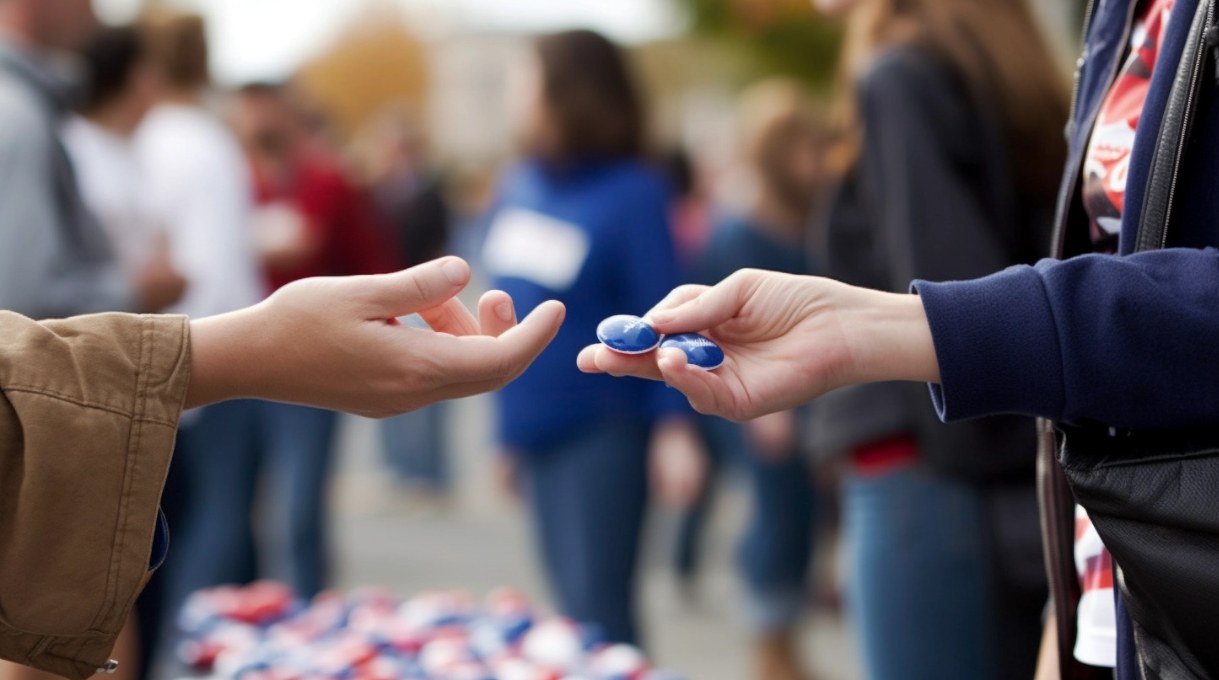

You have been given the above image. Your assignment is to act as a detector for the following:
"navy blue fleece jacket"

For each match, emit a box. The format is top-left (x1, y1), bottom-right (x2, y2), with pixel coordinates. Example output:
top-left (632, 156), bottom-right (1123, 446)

top-left (913, 0), bottom-right (1219, 432)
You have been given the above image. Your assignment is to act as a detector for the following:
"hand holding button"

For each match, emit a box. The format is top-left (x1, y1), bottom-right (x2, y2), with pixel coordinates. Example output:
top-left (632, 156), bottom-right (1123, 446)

top-left (577, 269), bottom-right (939, 421)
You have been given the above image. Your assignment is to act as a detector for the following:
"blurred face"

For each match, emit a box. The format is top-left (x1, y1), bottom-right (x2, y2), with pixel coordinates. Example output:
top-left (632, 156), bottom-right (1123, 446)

top-left (784, 134), bottom-right (822, 193)
top-left (231, 92), bottom-right (298, 160)
top-left (127, 57), bottom-right (163, 122)
top-left (29, 0), bottom-right (96, 52)
top-left (810, 0), bottom-right (860, 16)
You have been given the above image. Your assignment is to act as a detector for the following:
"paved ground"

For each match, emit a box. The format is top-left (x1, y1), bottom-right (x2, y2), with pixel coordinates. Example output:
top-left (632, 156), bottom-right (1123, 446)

top-left (327, 395), bottom-right (862, 680)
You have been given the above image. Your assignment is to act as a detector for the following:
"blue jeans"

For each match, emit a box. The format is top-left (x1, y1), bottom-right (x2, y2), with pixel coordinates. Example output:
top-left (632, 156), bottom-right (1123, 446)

top-left (519, 419), bottom-right (649, 645)
top-left (381, 403), bottom-right (449, 490)
top-left (676, 417), bottom-right (817, 632)
top-left (843, 463), bottom-right (993, 680)
top-left (737, 444), bottom-right (817, 633)
top-left (152, 400), bottom-right (262, 661)
top-left (260, 401), bottom-right (339, 598)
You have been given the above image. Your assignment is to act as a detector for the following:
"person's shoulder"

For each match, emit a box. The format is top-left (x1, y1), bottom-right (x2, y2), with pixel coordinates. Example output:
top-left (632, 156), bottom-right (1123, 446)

top-left (859, 45), bottom-right (948, 89)
top-left (600, 159), bottom-right (670, 202)
top-left (857, 45), bottom-right (969, 128)
top-left (138, 105), bottom-right (244, 167)
top-left (704, 212), bottom-right (750, 244)
top-left (856, 45), bottom-right (964, 107)
top-left (0, 74), bottom-right (53, 148)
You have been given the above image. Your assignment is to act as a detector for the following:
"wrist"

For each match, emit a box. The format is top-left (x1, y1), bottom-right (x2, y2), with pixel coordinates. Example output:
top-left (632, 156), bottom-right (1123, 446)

top-left (185, 305), bottom-right (272, 408)
top-left (840, 289), bottom-right (940, 386)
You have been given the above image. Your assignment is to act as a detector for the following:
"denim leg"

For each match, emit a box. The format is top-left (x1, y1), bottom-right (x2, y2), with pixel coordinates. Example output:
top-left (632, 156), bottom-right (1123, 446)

top-left (736, 448), bottom-right (817, 633)
top-left (843, 464), bottom-right (993, 680)
top-left (262, 402), bottom-right (339, 598)
top-left (521, 420), bottom-right (649, 645)
top-left (672, 417), bottom-right (735, 580)
top-left (380, 403), bottom-right (450, 490)
top-left (159, 401), bottom-right (262, 631)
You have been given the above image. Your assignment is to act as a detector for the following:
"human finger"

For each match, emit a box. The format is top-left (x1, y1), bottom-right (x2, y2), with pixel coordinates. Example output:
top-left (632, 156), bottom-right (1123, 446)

top-left (646, 274), bottom-right (752, 335)
top-left (418, 297), bottom-right (481, 336)
top-left (644, 284), bottom-right (710, 319)
top-left (478, 290), bottom-right (517, 337)
top-left (435, 300), bottom-right (565, 383)
top-left (575, 344), bottom-right (665, 380)
top-left (655, 347), bottom-right (738, 418)
top-left (356, 257), bottom-right (471, 318)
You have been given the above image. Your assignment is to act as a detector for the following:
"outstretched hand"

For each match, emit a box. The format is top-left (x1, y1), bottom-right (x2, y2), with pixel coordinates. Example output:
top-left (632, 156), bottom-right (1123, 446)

top-left (577, 269), bottom-right (938, 421)
top-left (187, 257), bottom-right (565, 417)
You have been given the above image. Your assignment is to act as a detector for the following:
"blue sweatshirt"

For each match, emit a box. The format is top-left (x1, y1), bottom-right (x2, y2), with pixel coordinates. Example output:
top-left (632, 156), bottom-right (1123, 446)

top-left (913, 0), bottom-right (1219, 432)
top-left (485, 159), bottom-right (688, 451)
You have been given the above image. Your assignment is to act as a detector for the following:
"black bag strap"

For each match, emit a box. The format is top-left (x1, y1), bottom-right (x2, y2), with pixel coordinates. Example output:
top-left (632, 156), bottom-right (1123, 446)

top-left (1136, 0), bottom-right (1216, 252)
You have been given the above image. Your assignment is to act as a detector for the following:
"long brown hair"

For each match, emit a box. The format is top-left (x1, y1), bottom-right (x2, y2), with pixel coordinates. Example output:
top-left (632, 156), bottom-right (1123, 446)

top-left (829, 0), bottom-right (1068, 200)
top-left (530, 29), bottom-right (645, 161)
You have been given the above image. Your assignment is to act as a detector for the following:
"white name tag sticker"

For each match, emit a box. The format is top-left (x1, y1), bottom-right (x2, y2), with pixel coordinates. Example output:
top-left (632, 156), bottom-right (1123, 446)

top-left (483, 208), bottom-right (591, 291)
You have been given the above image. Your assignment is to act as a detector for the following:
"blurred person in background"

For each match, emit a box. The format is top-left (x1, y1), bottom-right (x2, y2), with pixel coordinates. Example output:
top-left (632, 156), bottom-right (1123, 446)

top-left (483, 29), bottom-right (704, 646)
top-left (352, 104), bottom-right (455, 504)
top-left (0, 0), bottom-right (185, 320)
top-left (132, 10), bottom-right (264, 671)
top-left (808, 0), bottom-right (1067, 678)
top-left (682, 78), bottom-right (825, 680)
top-left (660, 147), bottom-right (713, 269)
top-left (230, 81), bottom-right (394, 599)
top-left (63, 25), bottom-right (162, 280)
top-left (0, 5), bottom-right (181, 680)
top-left (56, 25), bottom-right (167, 680)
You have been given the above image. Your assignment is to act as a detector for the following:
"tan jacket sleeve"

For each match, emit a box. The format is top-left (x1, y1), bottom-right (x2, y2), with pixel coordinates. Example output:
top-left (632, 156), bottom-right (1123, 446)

top-left (0, 311), bottom-right (191, 680)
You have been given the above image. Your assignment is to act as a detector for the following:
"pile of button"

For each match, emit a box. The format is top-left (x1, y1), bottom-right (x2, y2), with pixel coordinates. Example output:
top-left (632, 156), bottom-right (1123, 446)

top-left (176, 582), bottom-right (684, 680)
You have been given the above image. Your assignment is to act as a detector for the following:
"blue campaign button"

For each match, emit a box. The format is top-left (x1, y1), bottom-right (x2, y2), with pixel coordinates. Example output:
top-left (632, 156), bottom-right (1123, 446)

top-left (659, 333), bottom-right (725, 370)
top-left (597, 315), bottom-right (661, 354)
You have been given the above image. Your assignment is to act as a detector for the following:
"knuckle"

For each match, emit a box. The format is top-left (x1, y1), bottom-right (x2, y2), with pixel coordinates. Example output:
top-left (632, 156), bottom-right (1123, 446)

top-left (410, 274), bottom-right (430, 301)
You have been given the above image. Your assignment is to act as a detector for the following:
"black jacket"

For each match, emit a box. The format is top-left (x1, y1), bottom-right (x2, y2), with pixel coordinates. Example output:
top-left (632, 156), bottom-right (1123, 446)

top-left (813, 46), bottom-right (1052, 485)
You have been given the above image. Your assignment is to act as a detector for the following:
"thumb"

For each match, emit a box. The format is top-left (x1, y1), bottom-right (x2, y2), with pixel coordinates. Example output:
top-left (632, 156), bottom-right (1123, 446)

top-left (356, 257), bottom-right (471, 318)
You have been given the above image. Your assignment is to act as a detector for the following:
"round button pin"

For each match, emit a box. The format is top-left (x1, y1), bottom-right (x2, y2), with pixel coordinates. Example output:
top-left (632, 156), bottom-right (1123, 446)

top-left (659, 333), bottom-right (725, 370)
top-left (596, 315), bottom-right (661, 354)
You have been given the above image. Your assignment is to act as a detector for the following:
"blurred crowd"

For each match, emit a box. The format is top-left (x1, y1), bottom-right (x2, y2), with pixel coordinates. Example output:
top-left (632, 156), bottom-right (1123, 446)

top-left (0, 0), bottom-right (1072, 679)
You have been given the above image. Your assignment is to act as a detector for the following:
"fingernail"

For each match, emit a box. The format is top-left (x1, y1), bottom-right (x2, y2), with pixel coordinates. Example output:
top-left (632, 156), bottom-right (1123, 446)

top-left (496, 302), bottom-right (513, 322)
top-left (440, 258), bottom-right (467, 286)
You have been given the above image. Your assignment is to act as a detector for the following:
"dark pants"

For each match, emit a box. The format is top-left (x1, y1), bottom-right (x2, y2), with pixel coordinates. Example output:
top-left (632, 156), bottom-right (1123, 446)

top-left (843, 463), bottom-right (993, 680)
top-left (738, 446), bottom-right (817, 632)
top-left (142, 400), bottom-right (336, 670)
top-left (138, 400), bottom-right (262, 676)
top-left (519, 419), bottom-right (649, 645)
top-left (381, 403), bottom-right (450, 490)
top-left (260, 401), bottom-right (339, 598)
top-left (676, 417), bottom-right (817, 632)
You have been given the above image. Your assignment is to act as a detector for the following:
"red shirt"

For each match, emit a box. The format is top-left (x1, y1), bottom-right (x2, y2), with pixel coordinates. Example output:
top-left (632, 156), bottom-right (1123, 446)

top-left (1081, 0), bottom-right (1176, 252)
top-left (252, 148), bottom-right (395, 291)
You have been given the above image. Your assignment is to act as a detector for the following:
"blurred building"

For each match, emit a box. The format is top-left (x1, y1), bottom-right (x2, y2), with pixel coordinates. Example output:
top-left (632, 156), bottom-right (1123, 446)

top-left (294, 3), bottom-right (428, 140)
top-left (426, 32), bottom-right (529, 167)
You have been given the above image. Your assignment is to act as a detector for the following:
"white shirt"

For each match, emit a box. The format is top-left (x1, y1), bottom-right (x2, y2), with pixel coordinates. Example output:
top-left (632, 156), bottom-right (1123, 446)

top-left (63, 116), bottom-right (158, 274)
top-left (135, 102), bottom-right (263, 318)
top-left (1074, 505), bottom-right (1117, 667)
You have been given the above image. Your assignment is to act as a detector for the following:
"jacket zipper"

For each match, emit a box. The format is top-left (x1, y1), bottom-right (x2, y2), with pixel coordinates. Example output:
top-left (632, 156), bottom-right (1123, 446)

top-left (1065, 0), bottom-right (1099, 138)
top-left (1160, 0), bottom-right (1217, 247)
